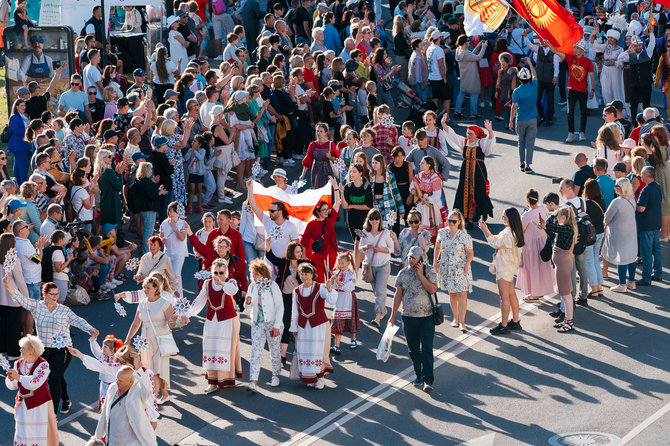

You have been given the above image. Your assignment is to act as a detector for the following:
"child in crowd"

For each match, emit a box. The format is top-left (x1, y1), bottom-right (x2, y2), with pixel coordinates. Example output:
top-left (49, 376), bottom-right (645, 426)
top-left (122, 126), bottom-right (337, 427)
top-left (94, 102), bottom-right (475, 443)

top-left (330, 252), bottom-right (359, 354)
top-left (399, 121), bottom-right (416, 153)
top-left (13, 7), bottom-right (33, 50)
top-left (89, 335), bottom-right (124, 411)
top-left (366, 81), bottom-right (377, 121)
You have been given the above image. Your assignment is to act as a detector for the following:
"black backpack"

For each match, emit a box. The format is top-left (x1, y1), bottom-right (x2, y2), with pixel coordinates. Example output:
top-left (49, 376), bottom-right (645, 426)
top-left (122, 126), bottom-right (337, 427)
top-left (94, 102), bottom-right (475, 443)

top-left (1, 124), bottom-right (10, 143)
top-left (569, 200), bottom-right (597, 255)
top-left (126, 181), bottom-right (143, 213)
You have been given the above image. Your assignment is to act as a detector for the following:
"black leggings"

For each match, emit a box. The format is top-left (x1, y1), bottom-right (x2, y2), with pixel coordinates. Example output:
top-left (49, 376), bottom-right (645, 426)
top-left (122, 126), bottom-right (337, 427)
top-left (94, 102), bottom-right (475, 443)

top-left (42, 347), bottom-right (71, 412)
top-left (281, 292), bottom-right (293, 345)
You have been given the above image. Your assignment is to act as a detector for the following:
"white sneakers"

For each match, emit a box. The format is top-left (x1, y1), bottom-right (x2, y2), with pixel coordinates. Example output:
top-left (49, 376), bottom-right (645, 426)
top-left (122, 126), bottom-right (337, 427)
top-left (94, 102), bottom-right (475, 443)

top-left (204, 384), bottom-right (218, 394)
top-left (579, 132), bottom-right (586, 141)
top-left (270, 376), bottom-right (280, 387)
top-left (315, 378), bottom-right (325, 390)
top-left (565, 133), bottom-right (577, 143)
top-left (246, 382), bottom-right (258, 393)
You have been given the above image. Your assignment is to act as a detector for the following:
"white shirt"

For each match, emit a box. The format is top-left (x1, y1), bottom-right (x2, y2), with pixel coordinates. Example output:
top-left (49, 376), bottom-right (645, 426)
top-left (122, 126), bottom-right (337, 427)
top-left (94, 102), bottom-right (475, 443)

top-left (71, 185), bottom-right (93, 221)
top-left (426, 43), bottom-right (445, 81)
top-left (83, 64), bottom-right (103, 100)
top-left (150, 59), bottom-right (178, 85)
top-left (295, 84), bottom-right (308, 111)
top-left (199, 101), bottom-right (217, 129)
top-left (108, 391), bottom-right (141, 446)
top-left (51, 250), bottom-right (69, 281)
top-left (262, 215), bottom-right (299, 258)
top-left (360, 229), bottom-right (395, 267)
top-left (160, 219), bottom-right (188, 257)
top-left (16, 237), bottom-right (41, 283)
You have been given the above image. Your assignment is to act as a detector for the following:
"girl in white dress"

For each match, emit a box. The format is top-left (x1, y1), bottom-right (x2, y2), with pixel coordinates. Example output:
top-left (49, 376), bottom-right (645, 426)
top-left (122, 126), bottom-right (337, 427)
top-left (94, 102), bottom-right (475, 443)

top-left (160, 202), bottom-right (189, 297)
top-left (168, 15), bottom-right (189, 73)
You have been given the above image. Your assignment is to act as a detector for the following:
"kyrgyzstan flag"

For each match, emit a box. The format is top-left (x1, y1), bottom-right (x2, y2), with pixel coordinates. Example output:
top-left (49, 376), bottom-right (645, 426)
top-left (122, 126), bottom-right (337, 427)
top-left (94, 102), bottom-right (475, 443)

top-left (512, 0), bottom-right (583, 54)
top-left (250, 181), bottom-right (332, 236)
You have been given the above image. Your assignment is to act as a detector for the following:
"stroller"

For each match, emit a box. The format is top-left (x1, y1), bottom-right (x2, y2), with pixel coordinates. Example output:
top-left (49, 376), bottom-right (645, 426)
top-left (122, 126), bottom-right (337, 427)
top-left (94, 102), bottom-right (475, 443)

top-left (392, 79), bottom-right (434, 127)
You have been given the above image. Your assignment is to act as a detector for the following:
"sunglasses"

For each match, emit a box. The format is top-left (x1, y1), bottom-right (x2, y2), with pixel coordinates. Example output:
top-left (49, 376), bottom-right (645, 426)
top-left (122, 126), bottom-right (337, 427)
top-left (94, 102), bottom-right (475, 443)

top-left (0, 157), bottom-right (6, 161)
top-left (88, 92), bottom-right (97, 95)
top-left (448, 219), bottom-right (459, 224)
top-left (71, 83), bottom-right (80, 86)
top-left (369, 216), bottom-right (380, 221)
top-left (269, 209), bottom-right (278, 213)
top-left (213, 271), bottom-right (226, 275)
top-left (408, 220), bottom-right (419, 224)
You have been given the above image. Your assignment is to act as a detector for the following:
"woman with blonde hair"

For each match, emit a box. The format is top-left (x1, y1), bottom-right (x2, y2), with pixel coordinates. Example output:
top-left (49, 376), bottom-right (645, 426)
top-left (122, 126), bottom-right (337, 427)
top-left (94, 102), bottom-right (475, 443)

top-left (540, 206), bottom-right (578, 332)
top-left (210, 104), bottom-right (238, 205)
top-left (5, 334), bottom-right (59, 446)
top-left (649, 125), bottom-right (670, 240)
top-left (245, 259), bottom-right (284, 391)
top-left (595, 123), bottom-right (622, 176)
top-left (230, 75), bottom-right (245, 93)
top-left (102, 86), bottom-right (118, 119)
top-left (602, 178), bottom-right (639, 292)
top-left (96, 147), bottom-right (127, 231)
top-left (159, 117), bottom-right (193, 206)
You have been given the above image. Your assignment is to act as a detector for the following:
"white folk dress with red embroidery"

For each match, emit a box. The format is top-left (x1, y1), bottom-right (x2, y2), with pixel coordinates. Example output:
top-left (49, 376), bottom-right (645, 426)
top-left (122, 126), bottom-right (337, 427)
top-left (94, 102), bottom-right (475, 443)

top-left (5, 359), bottom-right (51, 446)
top-left (290, 283), bottom-right (337, 379)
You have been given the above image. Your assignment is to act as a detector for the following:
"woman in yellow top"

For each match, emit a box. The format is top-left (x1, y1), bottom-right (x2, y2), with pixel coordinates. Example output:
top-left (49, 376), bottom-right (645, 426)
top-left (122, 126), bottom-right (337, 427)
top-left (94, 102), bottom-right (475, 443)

top-left (479, 208), bottom-right (525, 336)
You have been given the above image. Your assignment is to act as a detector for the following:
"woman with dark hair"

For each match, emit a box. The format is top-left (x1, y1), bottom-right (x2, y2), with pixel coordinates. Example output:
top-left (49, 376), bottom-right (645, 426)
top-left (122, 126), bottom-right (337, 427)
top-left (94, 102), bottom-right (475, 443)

top-left (388, 146), bottom-right (414, 222)
top-left (300, 177), bottom-right (341, 282)
top-left (359, 208), bottom-right (399, 328)
top-left (371, 47), bottom-right (401, 115)
top-left (289, 262), bottom-right (337, 389)
top-left (0, 233), bottom-right (29, 361)
top-left (392, 15), bottom-right (411, 83)
top-left (583, 179), bottom-right (606, 298)
top-left (479, 207), bottom-right (525, 335)
top-left (62, 118), bottom-right (88, 170)
top-left (370, 153), bottom-right (405, 234)
top-left (8, 99), bottom-right (31, 184)
top-left (341, 163), bottom-right (373, 268)
top-left (300, 123), bottom-right (339, 189)
top-left (266, 241), bottom-right (314, 364)
top-left (101, 65), bottom-right (123, 99)
top-left (3, 275), bottom-right (99, 414)
top-left (150, 46), bottom-right (179, 103)
top-left (0, 149), bottom-right (11, 181)
top-left (174, 73), bottom-right (195, 115)
top-left (649, 125), bottom-right (670, 240)
top-left (454, 34), bottom-right (487, 119)
top-left (410, 156), bottom-right (447, 242)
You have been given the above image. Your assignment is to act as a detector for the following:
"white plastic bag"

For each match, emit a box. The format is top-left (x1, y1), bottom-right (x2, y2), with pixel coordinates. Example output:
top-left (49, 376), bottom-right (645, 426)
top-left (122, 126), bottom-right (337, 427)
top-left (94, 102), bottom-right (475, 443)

top-left (376, 324), bottom-right (400, 362)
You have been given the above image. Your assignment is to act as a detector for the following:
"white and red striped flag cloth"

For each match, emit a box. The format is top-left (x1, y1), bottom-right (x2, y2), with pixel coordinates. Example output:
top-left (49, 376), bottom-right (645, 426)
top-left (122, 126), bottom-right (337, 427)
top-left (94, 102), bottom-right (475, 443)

top-left (251, 181), bottom-right (333, 235)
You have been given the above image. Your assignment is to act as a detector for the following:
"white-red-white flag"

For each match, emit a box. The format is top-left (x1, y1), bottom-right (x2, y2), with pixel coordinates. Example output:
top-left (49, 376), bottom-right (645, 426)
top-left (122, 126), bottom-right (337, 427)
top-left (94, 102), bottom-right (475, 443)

top-left (251, 181), bottom-right (332, 235)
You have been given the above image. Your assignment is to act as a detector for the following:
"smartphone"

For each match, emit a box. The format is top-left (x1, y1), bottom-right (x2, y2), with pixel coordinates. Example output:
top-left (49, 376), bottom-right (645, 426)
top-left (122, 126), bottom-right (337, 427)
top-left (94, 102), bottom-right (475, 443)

top-left (52, 60), bottom-right (61, 70)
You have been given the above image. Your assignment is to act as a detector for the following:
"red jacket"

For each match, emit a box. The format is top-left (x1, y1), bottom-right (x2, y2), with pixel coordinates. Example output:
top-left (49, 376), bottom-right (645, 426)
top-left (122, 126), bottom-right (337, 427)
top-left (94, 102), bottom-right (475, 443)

top-left (300, 209), bottom-right (339, 260)
top-left (205, 226), bottom-right (245, 263)
top-left (190, 233), bottom-right (248, 293)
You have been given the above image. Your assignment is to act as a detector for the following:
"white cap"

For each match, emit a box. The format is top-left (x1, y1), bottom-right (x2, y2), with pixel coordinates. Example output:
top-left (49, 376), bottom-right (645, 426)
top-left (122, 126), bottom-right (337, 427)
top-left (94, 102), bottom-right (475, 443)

top-left (606, 29), bottom-right (620, 41)
top-left (621, 138), bottom-right (636, 150)
top-left (630, 35), bottom-right (643, 45)
top-left (573, 40), bottom-right (586, 50)
top-left (518, 67), bottom-right (532, 81)
top-left (272, 168), bottom-right (287, 179)
top-left (430, 29), bottom-right (442, 41)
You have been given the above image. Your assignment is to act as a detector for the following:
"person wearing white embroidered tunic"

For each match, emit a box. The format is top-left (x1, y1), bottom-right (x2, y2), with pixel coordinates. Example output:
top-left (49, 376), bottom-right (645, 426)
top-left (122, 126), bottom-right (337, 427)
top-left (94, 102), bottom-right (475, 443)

top-left (184, 258), bottom-right (242, 394)
top-left (245, 259), bottom-right (284, 392)
top-left (589, 28), bottom-right (626, 110)
top-left (124, 276), bottom-right (178, 405)
top-left (5, 335), bottom-right (58, 446)
top-left (289, 262), bottom-right (337, 390)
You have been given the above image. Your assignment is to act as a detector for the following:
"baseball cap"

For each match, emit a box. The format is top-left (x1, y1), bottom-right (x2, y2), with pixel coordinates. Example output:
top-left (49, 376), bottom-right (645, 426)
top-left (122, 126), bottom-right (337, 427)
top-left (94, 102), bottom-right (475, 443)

top-left (153, 136), bottom-right (169, 148)
top-left (345, 59), bottom-right (359, 72)
top-left (607, 100), bottom-right (624, 110)
top-left (164, 89), bottom-right (178, 99)
top-left (454, 4), bottom-right (464, 14)
top-left (8, 199), bottom-right (26, 212)
top-left (272, 168), bottom-right (287, 179)
top-left (103, 129), bottom-right (121, 140)
top-left (327, 81), bottom-right (342, 90)
top-left (233, 90), bottom-right (250, 101)
top-left (430, 29), bottom-right (442, 41)
top-left (621, 138), bottom-right (636, 150)
top-left (133, 68), bottom-right (145, 77)
top-left (408, 246), bottom-right (424, 258)
top-left (132, 152), bottom-right (149, 162)
top-left (573, 40), bottom-right (586, 50)
top-left (16, 87), bottom-right (29, 96)
top-left (102, 223), bottom-right (118, 235)
top-left (30, 35), bottom-right (45, 44)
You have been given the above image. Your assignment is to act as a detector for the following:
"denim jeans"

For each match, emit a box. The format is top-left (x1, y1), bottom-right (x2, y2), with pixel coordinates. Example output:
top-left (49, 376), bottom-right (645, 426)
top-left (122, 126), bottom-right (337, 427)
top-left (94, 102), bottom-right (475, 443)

top-left (202, 170), bottom-right (216, 205)
top-left (617, 262), bottom-right (637, 284)
top-left (584, 232), bottom-right (604, 287)
top-left (455, 91), bottom-right (479, 116)
top-left (26, 282), bottom-right (41, 300)
top-left (402, 315), bottom-right (435, 385)
top-left (411, 83), bottom-right (429, 102)
top-left (639, 229), bottom-right (663, 281)
top-left (139, 211), bottom-right (157, 254)
top-left (243, 240), bottom-right (264, 277)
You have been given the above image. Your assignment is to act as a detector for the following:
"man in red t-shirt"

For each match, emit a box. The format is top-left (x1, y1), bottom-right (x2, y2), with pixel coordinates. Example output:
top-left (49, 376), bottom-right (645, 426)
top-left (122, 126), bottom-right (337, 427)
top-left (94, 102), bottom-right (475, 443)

top-left (548, 40), bottom-right (595, 143)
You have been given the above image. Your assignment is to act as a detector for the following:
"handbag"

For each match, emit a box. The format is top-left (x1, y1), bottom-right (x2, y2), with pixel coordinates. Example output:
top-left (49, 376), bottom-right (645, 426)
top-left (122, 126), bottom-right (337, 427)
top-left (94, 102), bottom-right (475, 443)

top-left (362, 230), bottom-right (385, 284)
top-left (311, 220), bottom-right (326, 253)
top-left (144, 301), bottom-right (179, 357)
top-left (256, 124), bottom-right (269, 143)
top-left (289, 352), bottom-right (301, 381)
top-left (425, 265), bottom-right (444, 325)
top-left (254, 232), bottom-right (266, 251)
top-left (540, 236), bottom-right (553, 262)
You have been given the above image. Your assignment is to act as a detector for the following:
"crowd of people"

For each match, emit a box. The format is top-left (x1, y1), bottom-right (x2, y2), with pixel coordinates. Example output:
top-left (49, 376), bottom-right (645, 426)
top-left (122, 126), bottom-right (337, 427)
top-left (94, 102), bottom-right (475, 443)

top-left (0, 0), bottom-right (669, 443)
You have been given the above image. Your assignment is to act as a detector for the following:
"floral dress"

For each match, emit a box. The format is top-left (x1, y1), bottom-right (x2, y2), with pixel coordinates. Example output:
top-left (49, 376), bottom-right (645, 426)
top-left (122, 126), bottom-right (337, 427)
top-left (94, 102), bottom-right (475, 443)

top-left (62, 132), bottom-right (87, 171)
top-left (436, 228), bottom-right (473, 293)
top-left (409, 171), bottom-right (447, 242)
top-left (165, 135), bottom-right (186, 205)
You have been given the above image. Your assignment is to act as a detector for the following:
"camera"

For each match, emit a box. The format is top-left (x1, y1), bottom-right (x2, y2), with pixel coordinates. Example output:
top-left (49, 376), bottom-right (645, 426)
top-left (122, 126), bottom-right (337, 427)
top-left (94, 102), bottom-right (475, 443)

top-left (62, 221), bottom-right (88, 238)
top-left (52, 60), bottom-right (61, 69)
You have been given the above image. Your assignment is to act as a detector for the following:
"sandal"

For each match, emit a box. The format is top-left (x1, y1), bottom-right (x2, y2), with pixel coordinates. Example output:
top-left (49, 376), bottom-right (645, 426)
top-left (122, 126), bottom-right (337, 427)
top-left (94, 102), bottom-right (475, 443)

top-left (557, 319), bottom-right (575, 333)
top-left (523, 296), bottom-right (541, 302)
top-left (350, 339), bottom-right (358, 349)
top-left (330, 346), bottom-right (341, 355)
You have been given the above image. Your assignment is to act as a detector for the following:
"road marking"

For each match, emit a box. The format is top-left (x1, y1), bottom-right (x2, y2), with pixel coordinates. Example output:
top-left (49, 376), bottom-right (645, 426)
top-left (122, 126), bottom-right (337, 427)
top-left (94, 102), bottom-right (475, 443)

top-left (619, 400), bottom-right (670, 445)
top-left (58, 401), bottom-right (98, 426)
top-left (282, 301), bottom-right (540, 446)
top-left (460, 433), bottom-right (496, 446)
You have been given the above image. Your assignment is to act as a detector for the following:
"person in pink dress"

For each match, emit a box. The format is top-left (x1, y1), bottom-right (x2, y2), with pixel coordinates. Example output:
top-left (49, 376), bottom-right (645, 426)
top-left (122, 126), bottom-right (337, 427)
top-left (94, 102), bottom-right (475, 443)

top-left (516, 189), bottom-right (555, 300)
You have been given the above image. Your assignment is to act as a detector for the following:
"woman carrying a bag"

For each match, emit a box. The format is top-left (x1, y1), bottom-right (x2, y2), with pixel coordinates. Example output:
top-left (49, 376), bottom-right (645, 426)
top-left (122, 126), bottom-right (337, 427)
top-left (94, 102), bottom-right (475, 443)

top-left (359, 209), bottom-right (399, 329)
top-left (124, 276), bottom-right (179, 405)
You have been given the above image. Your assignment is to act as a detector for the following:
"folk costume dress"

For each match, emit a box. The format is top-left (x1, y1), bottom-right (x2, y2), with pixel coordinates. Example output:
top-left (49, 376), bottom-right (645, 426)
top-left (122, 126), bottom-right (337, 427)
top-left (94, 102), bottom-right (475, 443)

top-left (290, 283), bottom-right (337, 384)
top-left (445, 126), bottom-right (495, 224)
top-left (89, 338), bottom-right (122, 411)
top-left (590, 39), bottom-right (625, 109)
top-left (330, 269), bottom-right (360, 336)
top-left (409, 171), bottom-right (447, 242)
top-left (139, 296), bottom-right (174, 388)
top-left (247, 278), bottom-right (284, 382)
top-left (187, 278), bottom-right (243, 388)
top-left (303, 140), bottom-right (339, 189)
top-left (5, 357), bottom-right (57, 446)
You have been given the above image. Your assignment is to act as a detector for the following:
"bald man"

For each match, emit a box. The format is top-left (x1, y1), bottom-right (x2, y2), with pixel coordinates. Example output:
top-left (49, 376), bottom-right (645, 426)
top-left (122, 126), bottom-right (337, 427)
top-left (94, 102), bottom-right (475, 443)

top-left (94, 366), bottom-right (157, 445)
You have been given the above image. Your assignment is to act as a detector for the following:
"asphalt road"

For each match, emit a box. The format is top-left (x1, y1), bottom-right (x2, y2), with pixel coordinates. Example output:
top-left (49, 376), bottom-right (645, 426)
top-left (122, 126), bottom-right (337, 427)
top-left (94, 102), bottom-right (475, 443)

top-left (1, 100), bottom-right (669, 446)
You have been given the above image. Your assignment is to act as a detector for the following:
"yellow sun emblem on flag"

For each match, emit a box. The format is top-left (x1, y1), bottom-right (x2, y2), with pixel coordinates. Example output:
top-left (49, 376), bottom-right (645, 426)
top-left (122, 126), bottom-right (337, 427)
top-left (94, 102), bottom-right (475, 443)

top-left (468, 0), bottom-right (508, 30)
top-left (520, 0), bottom-right (556, 28)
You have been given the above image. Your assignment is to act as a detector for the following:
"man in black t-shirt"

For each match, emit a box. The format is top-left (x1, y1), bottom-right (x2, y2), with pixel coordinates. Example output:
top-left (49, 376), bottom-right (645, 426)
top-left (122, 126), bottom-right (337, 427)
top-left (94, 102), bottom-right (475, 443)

top-left (25, 63), bottom-right (67, 120)
top-left (294, 0), bottom-right (313, 46)
top-left (571, 152), bottom-right (595, 197)
top-left (177, 10), bottom-right (199, 58)
top-left (87, 85), bottom-right (105, 123)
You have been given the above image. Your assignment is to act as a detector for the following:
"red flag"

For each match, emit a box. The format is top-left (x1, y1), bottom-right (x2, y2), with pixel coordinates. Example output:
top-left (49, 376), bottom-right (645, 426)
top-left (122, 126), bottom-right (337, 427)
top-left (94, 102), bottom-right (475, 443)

top-left (512, 0), bottom-right (583, 55)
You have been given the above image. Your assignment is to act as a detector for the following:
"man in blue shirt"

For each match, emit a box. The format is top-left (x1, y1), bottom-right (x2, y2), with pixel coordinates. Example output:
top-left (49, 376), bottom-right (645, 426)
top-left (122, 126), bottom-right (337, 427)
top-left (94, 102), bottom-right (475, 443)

top-left (322, 11), bottom-right (341, 53)
top-left (593, 157), bottom-right (616, 207)
top-left (636, 166), bottom-right (663, 285)
top-left (510, 59), bottom-right (538, 173)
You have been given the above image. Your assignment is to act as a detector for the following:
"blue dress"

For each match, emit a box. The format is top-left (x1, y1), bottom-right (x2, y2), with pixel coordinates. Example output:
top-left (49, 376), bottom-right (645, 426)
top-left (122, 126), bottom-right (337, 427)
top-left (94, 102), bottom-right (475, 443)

top-left (165, 136), bottom-right (186, 205)
top-left (8, 113), bottom-right (31, 184)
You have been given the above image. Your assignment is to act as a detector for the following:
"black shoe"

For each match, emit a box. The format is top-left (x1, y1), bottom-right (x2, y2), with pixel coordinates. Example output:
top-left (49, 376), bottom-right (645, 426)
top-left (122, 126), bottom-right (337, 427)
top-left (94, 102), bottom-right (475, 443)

top-left (465, 222), bottom-right (474, 230)
top-left (61, 400), bottom-right (71, 414)
top-left (520, 163), bottom-right (526, 171)
top-left (524, 165), bottom-right (533, 174)
top-left (281, 356), bottom-right (287, 365)
top-left (554, 313), bottom-right (565, 324)
top-left (454, 112), bottom-right (466, 119)
top-left (489, 323), bottom-right (509, 335)
top-left (507, 320), bottom-right (522, 331)
top-left (549, 309), bottom-right (563, 318)
top-left (575, 298), bottom-right (589, 307)
top-left (636, 280), bottom-right (652, 286)
top-left (651, 276), bottom-right (663, 282)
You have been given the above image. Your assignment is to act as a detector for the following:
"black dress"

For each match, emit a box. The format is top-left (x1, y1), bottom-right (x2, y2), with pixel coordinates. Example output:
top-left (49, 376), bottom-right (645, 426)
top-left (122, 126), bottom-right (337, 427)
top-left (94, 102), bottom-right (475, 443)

top-left (453, 144), bottom-right (494, 223)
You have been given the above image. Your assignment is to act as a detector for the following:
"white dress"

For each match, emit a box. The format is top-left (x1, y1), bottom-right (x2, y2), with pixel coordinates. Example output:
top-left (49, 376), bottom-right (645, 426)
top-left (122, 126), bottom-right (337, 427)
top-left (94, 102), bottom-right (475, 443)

top-left (139, 297), bottom-right (172, 387)
top-left (5, 359), bottom-right (51, 446)
top-left (169, 30), bottom-right (189, 73)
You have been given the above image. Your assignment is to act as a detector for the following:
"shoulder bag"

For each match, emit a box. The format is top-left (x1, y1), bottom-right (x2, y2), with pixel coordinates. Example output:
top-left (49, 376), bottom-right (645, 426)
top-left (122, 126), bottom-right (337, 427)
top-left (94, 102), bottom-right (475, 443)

top-left (424, 265), bottom-right (444, 325)
top-left (144, 300), bottom-right (179, 357)
top-left (311, 220), bottom-right (326, 253)
top-left (362, 230), bottom-right (385, 283)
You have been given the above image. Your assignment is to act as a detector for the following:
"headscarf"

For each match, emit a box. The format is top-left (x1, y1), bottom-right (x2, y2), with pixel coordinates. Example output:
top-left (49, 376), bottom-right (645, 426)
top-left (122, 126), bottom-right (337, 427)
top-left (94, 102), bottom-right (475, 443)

top-left (467, 125), bottom-right (486, 140)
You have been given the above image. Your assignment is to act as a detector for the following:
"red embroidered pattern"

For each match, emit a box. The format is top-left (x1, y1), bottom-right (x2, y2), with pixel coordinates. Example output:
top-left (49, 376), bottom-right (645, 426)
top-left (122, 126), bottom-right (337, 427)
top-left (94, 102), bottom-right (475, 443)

top-left (298, 359), bottom-right (323, 367)
top-left (203, 355), bottom-right (229, 364)
top-left (29, 365), bottom-right (47, 384)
